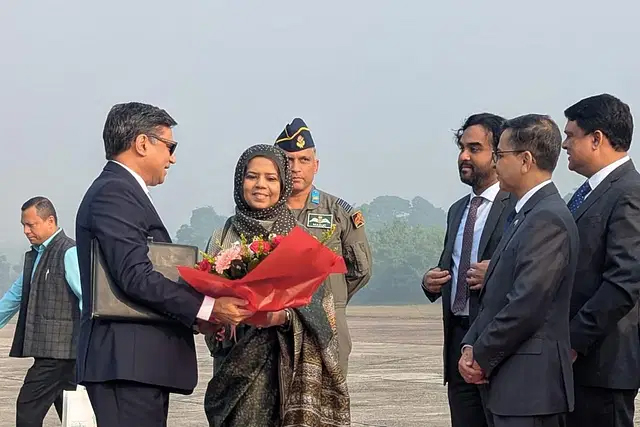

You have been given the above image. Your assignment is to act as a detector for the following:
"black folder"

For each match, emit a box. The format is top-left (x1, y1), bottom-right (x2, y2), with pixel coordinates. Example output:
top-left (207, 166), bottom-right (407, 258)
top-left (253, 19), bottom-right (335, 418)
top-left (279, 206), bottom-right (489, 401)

top-left (90, 238), bottom-right (198, 322)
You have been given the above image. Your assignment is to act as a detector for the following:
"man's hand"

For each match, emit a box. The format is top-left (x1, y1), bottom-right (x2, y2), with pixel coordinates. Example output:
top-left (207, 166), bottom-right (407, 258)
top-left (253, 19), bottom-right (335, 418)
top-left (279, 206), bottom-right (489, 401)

top-left (423, 267), bottom-right (451, 294)
top-left (466, 260), bottom-right (490, 291)
top-left (570, 349), bottom-right (578, 363)
top-left (210, 297), bottom-right (254, 325)
top-left (244, 310), bottom-right (287, 328)
top-left (458, 346), bottom-right (488, 384)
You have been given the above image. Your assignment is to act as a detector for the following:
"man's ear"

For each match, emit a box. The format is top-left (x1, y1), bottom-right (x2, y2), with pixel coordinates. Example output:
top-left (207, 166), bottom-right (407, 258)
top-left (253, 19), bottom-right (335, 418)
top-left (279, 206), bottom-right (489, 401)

top-left (133, 134), bottom-right (149, 156)
top-left (592, 130), bottom-right (604, 150)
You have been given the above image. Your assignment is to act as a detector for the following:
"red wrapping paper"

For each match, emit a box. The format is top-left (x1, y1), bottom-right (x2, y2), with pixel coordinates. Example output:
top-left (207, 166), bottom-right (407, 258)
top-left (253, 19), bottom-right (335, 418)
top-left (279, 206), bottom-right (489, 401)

top-left (177, 226), bottom-right (347, 313)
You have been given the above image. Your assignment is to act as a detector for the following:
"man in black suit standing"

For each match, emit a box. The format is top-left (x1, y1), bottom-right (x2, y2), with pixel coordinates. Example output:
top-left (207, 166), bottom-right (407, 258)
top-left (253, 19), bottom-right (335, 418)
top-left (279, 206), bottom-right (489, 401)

top-left (460, 114), bottom-right (579, 427)
top-left (422, 113), bottom-right (514, 427)
top-left (75, 102), bottom-right (254, 427)
top-left (562, 94), bottom-right (640, 427)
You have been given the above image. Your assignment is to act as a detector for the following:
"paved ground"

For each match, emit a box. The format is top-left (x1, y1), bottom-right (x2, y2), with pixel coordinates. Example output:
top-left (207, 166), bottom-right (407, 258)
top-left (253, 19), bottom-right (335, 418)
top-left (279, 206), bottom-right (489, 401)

top-left (0, 304), bottom-right (636, 426)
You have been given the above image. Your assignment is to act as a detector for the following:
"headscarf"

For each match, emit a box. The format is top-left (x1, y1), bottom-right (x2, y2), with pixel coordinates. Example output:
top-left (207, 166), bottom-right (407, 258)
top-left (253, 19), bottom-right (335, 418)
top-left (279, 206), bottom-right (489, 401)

top-left (231, 144), bottom-right (297, 238)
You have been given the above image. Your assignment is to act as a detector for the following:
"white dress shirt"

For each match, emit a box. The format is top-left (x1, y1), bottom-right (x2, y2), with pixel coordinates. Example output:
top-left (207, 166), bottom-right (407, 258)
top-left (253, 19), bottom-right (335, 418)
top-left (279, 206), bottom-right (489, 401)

top-left (585, 156), bottom-right (630, 199)
top-left (450, 182), bottom-right (501, 316)
top-left (109, 160), bottom-right (216, 321)
top-left (515, 179), bottom-right (553, 213)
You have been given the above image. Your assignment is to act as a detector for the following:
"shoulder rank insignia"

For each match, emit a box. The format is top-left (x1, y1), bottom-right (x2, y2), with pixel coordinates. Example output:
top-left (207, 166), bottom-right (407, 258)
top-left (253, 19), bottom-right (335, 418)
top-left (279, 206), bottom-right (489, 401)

top-left (307, 213), bottom-right (333, 229)
top-left (310, 188), bottom-right (320, 205)
top-left (351, 210), bottom-right (365, 229)
top-left (336, 198), bottom-right (353, 213)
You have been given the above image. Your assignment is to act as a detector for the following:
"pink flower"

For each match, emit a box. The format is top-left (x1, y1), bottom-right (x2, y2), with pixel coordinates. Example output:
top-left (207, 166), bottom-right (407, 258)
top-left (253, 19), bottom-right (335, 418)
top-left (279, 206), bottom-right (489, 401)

top-left (249, 240), bottom-right (272, 254)
top-left (214, 245), bottom-right (243, 274)
top-left (271, 235), bottom-right (284, 247)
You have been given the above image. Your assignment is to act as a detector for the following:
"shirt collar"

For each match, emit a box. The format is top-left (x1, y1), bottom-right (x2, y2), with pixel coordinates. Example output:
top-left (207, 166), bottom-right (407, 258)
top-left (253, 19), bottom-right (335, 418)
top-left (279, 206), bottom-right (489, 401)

top-left (109, 160), bottom-right (151, 197)
top-left (515, 179), bottom-right (553, 213)
top-left (33, 227), bottom-right (61, 252)
top-left (470, 181), bottom-right (501, 203)
top-left (588, 156), bottom-right (630, 191)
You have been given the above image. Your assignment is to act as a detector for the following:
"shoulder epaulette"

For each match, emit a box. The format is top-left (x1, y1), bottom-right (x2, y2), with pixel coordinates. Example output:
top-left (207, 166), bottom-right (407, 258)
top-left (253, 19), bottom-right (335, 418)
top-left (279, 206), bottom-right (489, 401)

top-left (336, 198), bottom-right (354, 213)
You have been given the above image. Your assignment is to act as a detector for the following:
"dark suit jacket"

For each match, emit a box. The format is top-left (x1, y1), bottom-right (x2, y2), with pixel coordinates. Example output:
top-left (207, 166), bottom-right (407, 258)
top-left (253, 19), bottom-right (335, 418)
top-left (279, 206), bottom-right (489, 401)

top-left (462, 183), bottom-right (579, 417)
top-left (75, 161), bottom-right (205, 393)
top-left (423, 189), bottom-right (515, 384)
top-left (569, 160), bottom-right (640, 390)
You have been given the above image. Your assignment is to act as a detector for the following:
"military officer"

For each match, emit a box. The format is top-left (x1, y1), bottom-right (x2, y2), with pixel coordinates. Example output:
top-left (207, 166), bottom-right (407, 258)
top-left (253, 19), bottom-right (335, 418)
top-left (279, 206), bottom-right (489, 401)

top-left (275, 117), bottom-right (372, 376)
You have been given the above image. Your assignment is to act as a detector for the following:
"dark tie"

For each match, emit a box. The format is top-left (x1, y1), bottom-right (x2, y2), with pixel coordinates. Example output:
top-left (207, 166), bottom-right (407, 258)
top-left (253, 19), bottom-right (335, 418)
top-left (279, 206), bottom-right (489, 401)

top-left (504, 209), bottom-right (516, 232)
top-left (567, 181), bottom-right (592, 214)
top-left (452, 196), bottom-right (484, 314)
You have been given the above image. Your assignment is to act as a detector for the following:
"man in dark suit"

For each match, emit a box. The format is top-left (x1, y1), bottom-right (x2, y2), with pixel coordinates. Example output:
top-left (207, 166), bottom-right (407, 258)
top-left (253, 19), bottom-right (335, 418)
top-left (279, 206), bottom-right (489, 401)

top-left (422, 113), bottom-right (515, 427)
top-left (75, 102), bottom-right (254, 427)
top-left (562, 94), bottom-right (640, 427)
top-left (460, 114), bottom-right (579, 427)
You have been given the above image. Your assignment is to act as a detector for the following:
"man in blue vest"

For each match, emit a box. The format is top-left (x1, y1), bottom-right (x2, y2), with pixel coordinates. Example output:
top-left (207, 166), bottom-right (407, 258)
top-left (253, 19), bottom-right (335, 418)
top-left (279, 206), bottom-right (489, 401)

top-left (0, 196), bottom-right (82, 427)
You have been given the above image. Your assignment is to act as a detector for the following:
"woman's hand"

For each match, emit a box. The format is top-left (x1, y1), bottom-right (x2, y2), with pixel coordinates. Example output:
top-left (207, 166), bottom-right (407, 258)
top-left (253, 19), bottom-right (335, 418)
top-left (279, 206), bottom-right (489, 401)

top-left (244, 310), bottom-right (288, 328)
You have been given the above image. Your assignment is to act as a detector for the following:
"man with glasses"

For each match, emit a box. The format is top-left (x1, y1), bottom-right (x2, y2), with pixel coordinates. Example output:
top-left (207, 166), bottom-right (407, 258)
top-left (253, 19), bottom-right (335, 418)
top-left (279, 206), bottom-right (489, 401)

top-left (562, 94), bottom-right (640, 427)
top-left (460, 114), bottom-right (579, 427)
top-left (75, 102), bottom-right (254, 426)
top-left (422, 113), bottom-right (514, 427)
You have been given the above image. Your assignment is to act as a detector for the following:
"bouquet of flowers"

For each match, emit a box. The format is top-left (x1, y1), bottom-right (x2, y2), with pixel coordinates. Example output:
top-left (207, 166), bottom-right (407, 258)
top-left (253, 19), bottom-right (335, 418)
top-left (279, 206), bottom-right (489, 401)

top-left (177, 225), bottom-right (347, 315)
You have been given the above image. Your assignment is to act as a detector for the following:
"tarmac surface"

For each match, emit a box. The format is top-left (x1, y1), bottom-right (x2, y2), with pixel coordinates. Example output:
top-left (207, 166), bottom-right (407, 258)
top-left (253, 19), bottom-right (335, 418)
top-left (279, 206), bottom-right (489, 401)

top-left (0, 304), bottom-right (637, 426)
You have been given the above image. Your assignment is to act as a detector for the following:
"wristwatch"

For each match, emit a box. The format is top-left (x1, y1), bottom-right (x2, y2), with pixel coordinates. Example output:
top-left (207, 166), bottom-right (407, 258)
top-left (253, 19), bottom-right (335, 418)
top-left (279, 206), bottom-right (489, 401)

top-left (281, 309), bottom-right (292, 331)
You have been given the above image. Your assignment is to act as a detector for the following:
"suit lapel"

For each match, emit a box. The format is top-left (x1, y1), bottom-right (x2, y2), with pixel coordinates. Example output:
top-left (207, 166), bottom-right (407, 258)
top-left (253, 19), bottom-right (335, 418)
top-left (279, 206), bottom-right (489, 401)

top-left (481, 210), bottom-right (525, 298)
top-left (104, 162), bottom-right (171, 240)
top-left (478, 191), bottom-right (508, 258)
top-left (572, 160), bottom-right (634, 220)
top-left (445, 198), bottom-right (467, 259)
top-left (480, 183), bottom-right (558, 299)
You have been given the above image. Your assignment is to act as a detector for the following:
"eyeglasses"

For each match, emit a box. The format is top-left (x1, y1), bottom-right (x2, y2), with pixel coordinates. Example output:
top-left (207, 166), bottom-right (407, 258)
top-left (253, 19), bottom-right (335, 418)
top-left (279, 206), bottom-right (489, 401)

top-left (147, 133), bottom-right (178, 155)
top-left (492, 150), bottom-right (526, 163)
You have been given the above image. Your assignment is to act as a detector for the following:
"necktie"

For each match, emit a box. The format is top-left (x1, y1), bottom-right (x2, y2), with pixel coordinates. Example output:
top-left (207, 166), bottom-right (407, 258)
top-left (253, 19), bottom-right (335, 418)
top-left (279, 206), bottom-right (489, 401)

top-left (452, 196), bottom-right (484, 314)
top-left (567, 181), bottom-right (592, 214)
top-left (504, 209), bottom-right (516, 232)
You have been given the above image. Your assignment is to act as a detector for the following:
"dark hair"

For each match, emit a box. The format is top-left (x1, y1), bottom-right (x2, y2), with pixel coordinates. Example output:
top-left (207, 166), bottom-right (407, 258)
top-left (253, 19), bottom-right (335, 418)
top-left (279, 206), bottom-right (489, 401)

top-left (564, 94), bottom-right (633, 152)
top-left (102, 102), bottom-right (177, 160)
top-left (21, 196), bottom-right (57, 224)
top-left (455, 113), bottom-right (506, 150)
top-left (502, 114), bottom-right (562, 173)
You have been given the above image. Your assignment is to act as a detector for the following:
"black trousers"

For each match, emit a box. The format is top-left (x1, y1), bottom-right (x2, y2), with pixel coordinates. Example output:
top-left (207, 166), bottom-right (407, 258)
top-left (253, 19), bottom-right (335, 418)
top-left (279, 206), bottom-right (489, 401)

top-left (567, 385), bottom-right (637, 427)
top-left (85, 380), bottom-right (170, 427)
top-left (492, 413), bottom-right (566, 427)
top-left (16, 357), bottom-right (76, 427)
top-left (447, 315), bottom-right (491, 427)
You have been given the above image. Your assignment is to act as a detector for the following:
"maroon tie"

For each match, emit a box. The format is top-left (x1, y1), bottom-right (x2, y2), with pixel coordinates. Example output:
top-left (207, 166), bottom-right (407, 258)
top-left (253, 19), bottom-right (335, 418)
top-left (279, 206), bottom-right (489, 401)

top-left (452, 196), bottom-right (484, 314)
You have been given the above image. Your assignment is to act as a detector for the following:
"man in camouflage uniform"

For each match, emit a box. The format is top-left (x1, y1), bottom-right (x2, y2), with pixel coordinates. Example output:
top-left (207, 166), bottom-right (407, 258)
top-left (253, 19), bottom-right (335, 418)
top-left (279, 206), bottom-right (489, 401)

top-left (275, 118), bottom-right (372, 376)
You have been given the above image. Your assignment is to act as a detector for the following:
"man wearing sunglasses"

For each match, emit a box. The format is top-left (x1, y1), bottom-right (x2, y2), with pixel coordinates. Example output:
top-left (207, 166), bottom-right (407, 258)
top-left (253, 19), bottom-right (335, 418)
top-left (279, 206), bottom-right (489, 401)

top-left (74, 102), bottom-right (254, 427)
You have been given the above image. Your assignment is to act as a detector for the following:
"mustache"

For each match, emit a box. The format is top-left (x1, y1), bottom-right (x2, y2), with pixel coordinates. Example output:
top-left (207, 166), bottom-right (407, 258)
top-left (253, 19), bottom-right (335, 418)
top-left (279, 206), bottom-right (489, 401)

top-left (459, 162), bottom-right (474, 171)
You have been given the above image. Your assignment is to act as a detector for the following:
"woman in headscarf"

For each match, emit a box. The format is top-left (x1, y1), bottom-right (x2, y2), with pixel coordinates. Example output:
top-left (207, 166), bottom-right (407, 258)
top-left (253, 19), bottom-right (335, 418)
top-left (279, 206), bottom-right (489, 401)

top-left (202, 144), bottom-right (350, 427)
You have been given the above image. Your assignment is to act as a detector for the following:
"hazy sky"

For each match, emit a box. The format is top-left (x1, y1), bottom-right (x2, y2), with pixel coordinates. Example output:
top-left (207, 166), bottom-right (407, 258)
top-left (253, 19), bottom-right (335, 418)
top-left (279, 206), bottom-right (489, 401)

top-left (2, 0), bottom-right (639, 252)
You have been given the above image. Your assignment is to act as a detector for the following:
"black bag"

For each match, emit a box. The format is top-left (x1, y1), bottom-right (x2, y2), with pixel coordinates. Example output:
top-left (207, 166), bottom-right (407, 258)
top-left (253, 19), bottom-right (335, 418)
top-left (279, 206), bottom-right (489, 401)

top-left (89, 238), bottom-right (198, 323)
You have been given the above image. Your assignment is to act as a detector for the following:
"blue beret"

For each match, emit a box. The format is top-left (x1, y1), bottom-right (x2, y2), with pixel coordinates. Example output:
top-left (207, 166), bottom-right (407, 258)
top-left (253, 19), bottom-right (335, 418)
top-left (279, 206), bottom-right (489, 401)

top-left (275, 118), bottom-right (315, 152)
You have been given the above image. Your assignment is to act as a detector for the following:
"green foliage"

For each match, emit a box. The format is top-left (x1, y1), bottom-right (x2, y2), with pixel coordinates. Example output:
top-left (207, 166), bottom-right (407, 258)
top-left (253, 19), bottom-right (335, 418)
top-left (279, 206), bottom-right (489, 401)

top-left (351, 220), bottom-right (445, 305)
top-left (174, 206), bottom-right (228, 249)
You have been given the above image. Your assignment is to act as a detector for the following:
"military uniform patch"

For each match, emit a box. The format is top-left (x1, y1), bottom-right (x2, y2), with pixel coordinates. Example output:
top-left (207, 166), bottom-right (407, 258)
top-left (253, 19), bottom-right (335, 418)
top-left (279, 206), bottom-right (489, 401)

top-left (307, 213), bottom-right (333, 229)
top-left (336, 198), bottom-right (353, 213)
top-left (311, 189), bottom-right (320, 204)
top-left (351, 210), bottom-right (365, 228)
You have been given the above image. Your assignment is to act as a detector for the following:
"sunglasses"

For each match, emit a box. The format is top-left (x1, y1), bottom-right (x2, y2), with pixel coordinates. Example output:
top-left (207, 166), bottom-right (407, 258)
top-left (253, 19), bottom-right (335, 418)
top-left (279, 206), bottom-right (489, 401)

top-left (147, 133), bottom-right (178, 155)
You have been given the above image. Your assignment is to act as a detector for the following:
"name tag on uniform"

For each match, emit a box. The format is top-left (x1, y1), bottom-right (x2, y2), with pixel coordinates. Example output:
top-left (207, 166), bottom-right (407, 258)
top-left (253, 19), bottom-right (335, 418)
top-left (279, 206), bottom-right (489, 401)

top-left (307, 213), bottom-right (333, 229)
